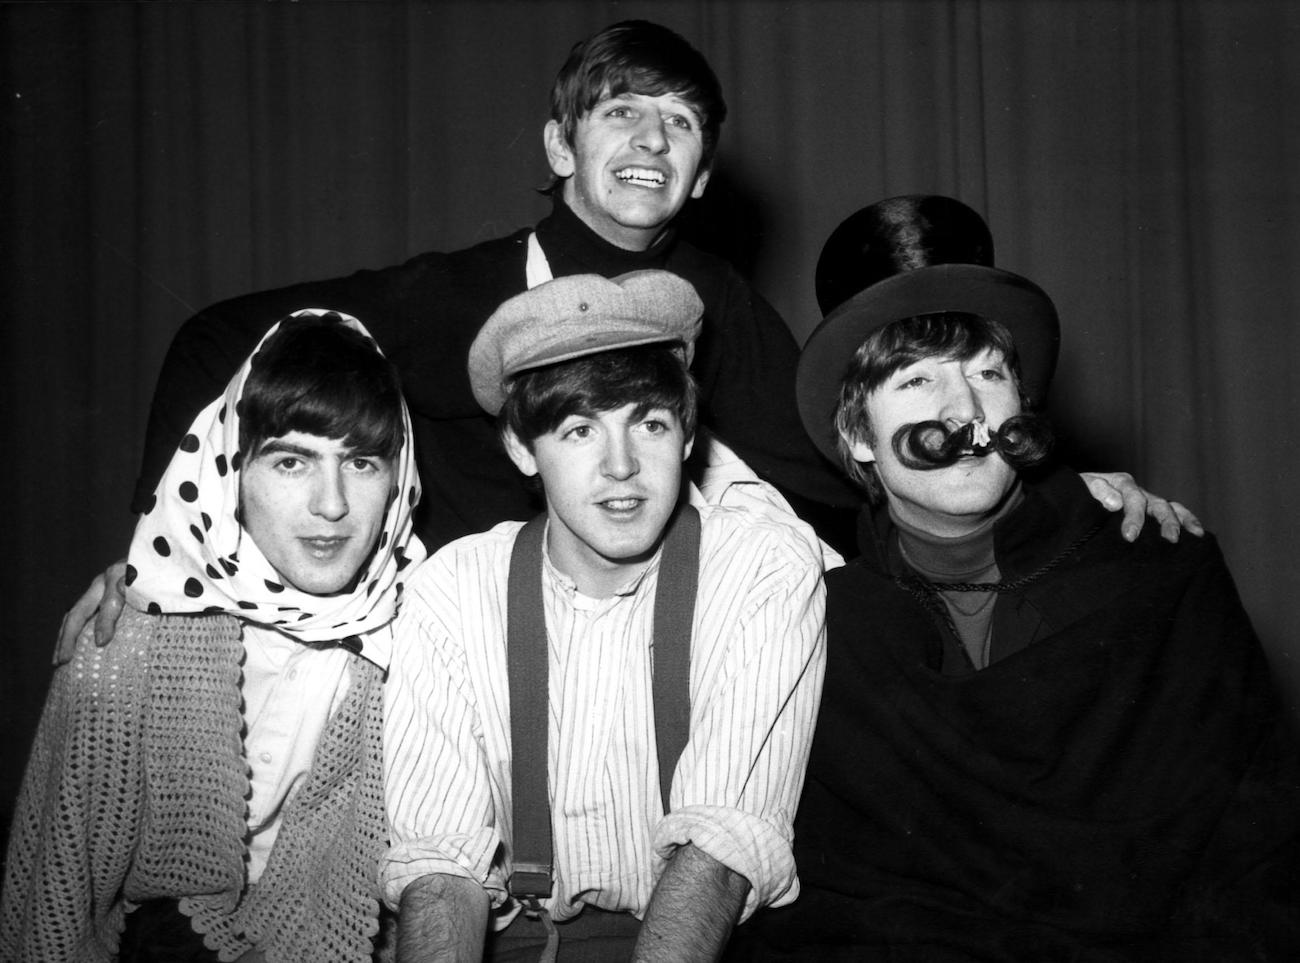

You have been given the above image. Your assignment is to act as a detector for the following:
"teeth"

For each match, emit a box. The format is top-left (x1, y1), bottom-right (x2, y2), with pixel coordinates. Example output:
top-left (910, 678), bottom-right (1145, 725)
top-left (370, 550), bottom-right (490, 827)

top-left (616, 168), bottom-right (665, 186)
top-left (603, 499), bottom-right (639, 510)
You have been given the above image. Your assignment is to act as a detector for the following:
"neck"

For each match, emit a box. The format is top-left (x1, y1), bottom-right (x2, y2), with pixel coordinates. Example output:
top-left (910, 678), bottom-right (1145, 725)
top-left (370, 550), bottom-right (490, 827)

top-left (885, 482), bottom-right (1022, 539)
top-left (556, 186), bottom-right (671, 253)
top-left (545, 529), bottom-right (657, 599)
top-left (892, 510), bottom-right (998, 580)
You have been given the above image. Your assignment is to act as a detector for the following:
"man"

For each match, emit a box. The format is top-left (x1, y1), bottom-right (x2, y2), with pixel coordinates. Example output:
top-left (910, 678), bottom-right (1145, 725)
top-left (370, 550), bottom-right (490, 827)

top-left (2, 313), bottom-right (425, 961)
top-left (60, 22), bottom-right (1185, 654)
top-left (731, 259), bottom-right (1300, 959)
top-left (382, 270), bottom-right (825, 961)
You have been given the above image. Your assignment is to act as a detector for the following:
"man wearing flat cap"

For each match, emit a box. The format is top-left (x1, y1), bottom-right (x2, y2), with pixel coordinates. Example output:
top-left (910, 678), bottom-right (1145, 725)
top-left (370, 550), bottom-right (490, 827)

top-left (729, 257), bottom-right (1300, 959)
top-left (382, 270), bottom-right (826, 962)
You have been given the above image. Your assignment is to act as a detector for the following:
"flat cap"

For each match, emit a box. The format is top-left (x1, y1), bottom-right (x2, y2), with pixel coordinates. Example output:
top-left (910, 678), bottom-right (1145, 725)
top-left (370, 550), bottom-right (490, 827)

top-left (469, 270), bottom-right (703, 415)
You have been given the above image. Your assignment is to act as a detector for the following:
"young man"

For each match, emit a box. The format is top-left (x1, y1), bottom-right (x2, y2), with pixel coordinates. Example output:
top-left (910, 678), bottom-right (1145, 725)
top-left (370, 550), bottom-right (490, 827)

top-left (2, 313), bottom-right (425, 961)
top-left (382, 270), bottom-right (826, 962)
top-left (731, 262), bottom-right (1300, 959)
top-left (61, 21), bottom-right (1183, 654)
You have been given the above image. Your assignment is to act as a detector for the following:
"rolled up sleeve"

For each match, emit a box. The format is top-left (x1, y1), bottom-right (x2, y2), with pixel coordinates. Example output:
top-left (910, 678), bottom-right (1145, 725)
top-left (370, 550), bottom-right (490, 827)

top-left (655, 523), bottom-right (826, 920)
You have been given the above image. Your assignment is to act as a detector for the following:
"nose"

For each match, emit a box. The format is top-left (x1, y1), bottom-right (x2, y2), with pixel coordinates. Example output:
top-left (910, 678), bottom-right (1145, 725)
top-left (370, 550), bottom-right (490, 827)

top-left (631, 112), bottom-right (669, 154)
top-left (938, 372), bottom-right (983, 428)
top-left (600, 430), bottom-right (640, 481)
top-left (310, 466), bottom-right (350, 521)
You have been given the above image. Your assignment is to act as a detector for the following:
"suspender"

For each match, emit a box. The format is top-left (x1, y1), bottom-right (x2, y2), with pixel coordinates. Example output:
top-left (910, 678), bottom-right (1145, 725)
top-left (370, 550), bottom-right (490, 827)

top-left (506, 503), bottom-right (701, 902)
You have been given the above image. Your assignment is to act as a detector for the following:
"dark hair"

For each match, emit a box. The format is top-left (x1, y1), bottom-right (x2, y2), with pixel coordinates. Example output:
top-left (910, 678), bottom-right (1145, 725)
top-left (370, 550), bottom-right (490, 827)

top-left (501, 343), bottom-right (697, 447)
top-left (238, 313), bottom-right (404, 460)
top-left (833, 312), bottom-right (1034, 498)
top-left (549, 20), bottom-right (727, 169)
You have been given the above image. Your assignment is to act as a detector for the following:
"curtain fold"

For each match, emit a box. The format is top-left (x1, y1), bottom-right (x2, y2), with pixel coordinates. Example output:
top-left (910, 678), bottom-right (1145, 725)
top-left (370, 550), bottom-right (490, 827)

top-left (3, 0), bottom-right (1297, 818)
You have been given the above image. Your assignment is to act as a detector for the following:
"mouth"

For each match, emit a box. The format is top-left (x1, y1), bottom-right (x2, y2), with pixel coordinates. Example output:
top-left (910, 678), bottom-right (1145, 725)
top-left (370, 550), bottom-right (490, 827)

top-left (597, 497), bottom-right (645, 514)
top-left (299, 536), bottom-right (349, 560)
top-left (614, 166), bottom-right (667, 188)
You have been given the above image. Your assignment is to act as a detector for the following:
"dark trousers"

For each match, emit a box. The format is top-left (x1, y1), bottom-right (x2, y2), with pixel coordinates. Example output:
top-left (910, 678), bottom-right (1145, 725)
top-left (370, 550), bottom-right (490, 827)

top-left (486, 907), bottom-right (640, 962)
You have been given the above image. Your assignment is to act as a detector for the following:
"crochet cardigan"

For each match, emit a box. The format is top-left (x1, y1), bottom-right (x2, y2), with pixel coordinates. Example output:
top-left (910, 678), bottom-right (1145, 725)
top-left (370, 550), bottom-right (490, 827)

top-left (1, 606), bottom-right (387, 962)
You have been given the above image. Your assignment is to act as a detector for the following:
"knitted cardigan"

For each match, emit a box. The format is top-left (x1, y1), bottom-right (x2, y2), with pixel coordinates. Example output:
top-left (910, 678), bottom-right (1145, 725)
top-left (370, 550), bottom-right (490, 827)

top-left (1, 606), bottom-right (387, 963)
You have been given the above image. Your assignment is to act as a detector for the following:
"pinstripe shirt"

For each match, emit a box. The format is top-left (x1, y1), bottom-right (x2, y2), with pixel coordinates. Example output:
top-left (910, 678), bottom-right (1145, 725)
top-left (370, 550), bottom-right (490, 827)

top-left (381, 504), bottom-right (826, 926)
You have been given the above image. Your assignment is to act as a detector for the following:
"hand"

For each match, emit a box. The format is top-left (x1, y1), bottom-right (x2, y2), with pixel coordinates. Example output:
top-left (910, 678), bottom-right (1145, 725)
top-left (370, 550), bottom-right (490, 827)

top-left (52, 560), bottom-right (128, 666)
top-left (1080, 472), bottom-right (1205, 543)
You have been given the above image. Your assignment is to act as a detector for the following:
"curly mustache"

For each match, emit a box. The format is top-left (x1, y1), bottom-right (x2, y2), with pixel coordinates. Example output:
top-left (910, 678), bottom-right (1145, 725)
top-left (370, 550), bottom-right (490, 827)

top-left (890, 413), bottom-right (1054, 471)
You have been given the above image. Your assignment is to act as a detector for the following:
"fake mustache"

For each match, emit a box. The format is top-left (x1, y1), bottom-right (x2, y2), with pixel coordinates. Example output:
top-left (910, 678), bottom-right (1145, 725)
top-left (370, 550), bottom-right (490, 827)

top-left (890, 413), bottom-right (1054, 471)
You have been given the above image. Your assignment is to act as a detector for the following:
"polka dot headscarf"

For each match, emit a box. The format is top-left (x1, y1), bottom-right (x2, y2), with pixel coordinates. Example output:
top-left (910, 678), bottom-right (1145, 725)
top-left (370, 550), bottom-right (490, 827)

top-left (124, 309), bottom-right (425, 669)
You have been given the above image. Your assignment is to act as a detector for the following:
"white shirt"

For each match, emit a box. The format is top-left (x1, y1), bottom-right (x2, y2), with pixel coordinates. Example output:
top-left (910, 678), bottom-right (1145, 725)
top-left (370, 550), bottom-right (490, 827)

top-left (241, 624), bottom-right (352, 883)
top-left (382, 504), bottom-right (825, 925)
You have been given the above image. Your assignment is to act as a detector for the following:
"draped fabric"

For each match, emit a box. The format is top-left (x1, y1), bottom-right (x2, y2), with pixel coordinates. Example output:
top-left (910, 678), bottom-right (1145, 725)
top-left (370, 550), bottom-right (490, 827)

top-left (3, 0), bottom-right (1298, 821)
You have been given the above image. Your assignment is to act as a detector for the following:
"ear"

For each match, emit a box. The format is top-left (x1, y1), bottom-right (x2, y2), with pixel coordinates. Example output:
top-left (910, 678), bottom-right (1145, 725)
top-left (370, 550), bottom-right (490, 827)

top-left (502, 428), bottom-right (539, 478)
top-left (544, 120), bottom-right (575, 179)
top-left (682, 433), bottom-right (695, 462)
top-left (690, 165), bottom-right (711, 200)
top-left (841, 430), bottom-right (876, 465)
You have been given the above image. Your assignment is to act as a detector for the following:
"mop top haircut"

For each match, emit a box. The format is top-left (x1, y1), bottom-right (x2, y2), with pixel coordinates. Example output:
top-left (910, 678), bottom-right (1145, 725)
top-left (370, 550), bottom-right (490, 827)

top-left (550, 19), bottom-right (728, 169)
top-left (500, 343), bottom-right (698, 450)
top-left (238, 312), bottom-right (405, 461)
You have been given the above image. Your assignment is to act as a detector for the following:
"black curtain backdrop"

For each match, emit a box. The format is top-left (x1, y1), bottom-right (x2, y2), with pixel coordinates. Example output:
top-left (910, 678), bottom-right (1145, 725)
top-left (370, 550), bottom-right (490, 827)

top-left (3, 0), bottom-right (1298, 822)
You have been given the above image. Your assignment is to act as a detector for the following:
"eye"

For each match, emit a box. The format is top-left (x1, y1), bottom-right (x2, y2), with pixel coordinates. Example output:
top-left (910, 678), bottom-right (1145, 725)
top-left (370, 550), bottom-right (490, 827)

top-left (605, 104), bottom-right (632, 119)
top-left (273, 456), bottom-right (304, 473)
top-left (347, 457), bottom-right (380, 473)
top-left (897, 375), bottom-right (928, 389)
top-left (665, 113), bottom-right (694, 131)
top-left (642, 419), bottom-right (667, 434)
top-left (563, 423), bottom-right (594, 441)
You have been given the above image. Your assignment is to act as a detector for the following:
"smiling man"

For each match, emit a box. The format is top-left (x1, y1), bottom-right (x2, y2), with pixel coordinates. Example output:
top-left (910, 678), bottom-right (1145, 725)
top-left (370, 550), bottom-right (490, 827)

top-left (382, 271), bottom-right (826, 962)
top-left (728, 263), bottom-right (1300, 960)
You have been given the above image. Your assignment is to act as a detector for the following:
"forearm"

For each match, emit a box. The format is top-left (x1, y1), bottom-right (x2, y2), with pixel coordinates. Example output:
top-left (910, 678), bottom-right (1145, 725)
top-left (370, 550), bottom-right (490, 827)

top-left (632, 843), bottom-right (749, 962)
top-left (396, 873), bottom-right (489, 963)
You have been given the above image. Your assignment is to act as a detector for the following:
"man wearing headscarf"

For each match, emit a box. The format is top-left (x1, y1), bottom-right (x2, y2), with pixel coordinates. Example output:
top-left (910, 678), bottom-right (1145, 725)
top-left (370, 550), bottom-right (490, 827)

top-left (2, 311), bottom-right (425, 962)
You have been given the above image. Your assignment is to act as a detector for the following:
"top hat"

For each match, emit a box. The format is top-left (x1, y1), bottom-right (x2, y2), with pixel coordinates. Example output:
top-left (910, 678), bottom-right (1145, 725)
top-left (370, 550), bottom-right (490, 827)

top-left (798, 196), bottom-right (1059, 465)
top-left (815, 194), bottom-right (997, 316)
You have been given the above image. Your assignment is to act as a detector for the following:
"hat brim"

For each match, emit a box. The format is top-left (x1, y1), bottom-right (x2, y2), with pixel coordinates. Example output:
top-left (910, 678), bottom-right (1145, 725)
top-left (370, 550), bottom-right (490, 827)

top-left (796, 263), bottom-right (1061, 466)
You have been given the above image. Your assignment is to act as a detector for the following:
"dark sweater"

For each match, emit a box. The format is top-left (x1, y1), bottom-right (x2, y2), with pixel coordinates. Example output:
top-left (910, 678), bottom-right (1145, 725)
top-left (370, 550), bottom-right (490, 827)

top-left (733, 467), bottom-right (1300, 961)
top-left (133, 199), bottom-right (859, 550)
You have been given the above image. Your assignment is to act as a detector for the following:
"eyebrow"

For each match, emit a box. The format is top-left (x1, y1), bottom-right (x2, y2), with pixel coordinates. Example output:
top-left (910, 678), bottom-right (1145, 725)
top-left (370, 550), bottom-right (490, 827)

top-left (254, 439), bottom-right (320, 459)
top-left (254, 439), bottom-right (389, 462)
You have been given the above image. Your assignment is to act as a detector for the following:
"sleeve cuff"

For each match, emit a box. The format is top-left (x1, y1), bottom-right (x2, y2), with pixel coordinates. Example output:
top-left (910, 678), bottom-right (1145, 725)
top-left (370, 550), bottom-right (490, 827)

top-left (653, 804), bottom-right (798, 921)
top-left (380, 828), bottom-right (507, 911)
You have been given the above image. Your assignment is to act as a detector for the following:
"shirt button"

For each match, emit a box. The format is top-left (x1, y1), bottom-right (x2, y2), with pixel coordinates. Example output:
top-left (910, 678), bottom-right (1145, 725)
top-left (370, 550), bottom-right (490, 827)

top-left (288, 668), bottom-right (298, 681)
top-left (259, 751), bottom-right (273, 764)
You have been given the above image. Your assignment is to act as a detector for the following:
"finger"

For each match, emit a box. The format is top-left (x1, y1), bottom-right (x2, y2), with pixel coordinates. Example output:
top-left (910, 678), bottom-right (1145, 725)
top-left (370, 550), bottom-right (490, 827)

top-left (1082, 473), bottom-right (1124, 512)
top-left (53, 612), bottom-right (77, 666)
top-left (1171, 502), bottom-right (1205, 537)
top-left (52, 577), bottom-right (106, 666)
top-left (1119, 485), bottom-right (1148, 543)
top-left (93, 574), bottom-right (128, 647)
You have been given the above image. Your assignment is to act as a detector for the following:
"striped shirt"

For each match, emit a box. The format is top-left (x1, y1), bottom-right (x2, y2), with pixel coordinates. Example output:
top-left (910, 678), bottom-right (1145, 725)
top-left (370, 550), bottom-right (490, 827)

top-left (381, 504), bottom-right (825, 925)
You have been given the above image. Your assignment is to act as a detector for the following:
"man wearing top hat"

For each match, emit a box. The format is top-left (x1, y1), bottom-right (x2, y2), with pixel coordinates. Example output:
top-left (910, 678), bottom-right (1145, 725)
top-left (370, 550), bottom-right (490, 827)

top-left (382, 269), bottom-right (825, 962)
top-left (729, 205), bottom-right (1300, 960)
